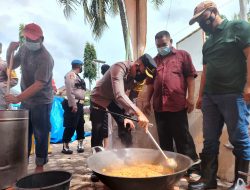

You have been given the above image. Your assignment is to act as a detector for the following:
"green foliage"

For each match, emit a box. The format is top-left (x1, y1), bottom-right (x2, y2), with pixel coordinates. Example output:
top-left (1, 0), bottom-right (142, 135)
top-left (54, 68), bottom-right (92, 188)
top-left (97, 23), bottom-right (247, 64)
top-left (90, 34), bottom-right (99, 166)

top-left (57, 0), bottom-right (166, 60)
top-left (56, 0), bottom-right (80, 18)
top-left (19, 24), bottom-right (25, 45)
top-left (84, 90), bottom-right (91, 106)
top-left (83, 42), bottom-right (97, 89)
top-left (82, 0), bottom-right (119, 40)
top-left (151, 0), bottom-right (165, 9)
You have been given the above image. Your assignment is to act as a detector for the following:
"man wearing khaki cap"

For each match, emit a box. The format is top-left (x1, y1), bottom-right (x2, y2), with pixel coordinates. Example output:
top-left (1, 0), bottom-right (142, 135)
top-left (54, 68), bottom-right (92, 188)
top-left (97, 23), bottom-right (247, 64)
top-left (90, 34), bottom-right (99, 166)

top-left (188, 1), bottom-right (250, 190)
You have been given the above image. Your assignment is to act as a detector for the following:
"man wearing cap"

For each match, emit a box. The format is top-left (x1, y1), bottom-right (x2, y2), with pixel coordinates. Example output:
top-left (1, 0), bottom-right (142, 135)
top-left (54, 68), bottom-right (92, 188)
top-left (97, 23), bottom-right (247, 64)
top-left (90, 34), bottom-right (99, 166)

top-left (143, 30), bottom-right (200, 178)
top-left (188, 1), bottom-right (250, 189)
top-left (5, 23), bottom-right (54, 173)
top-left (61, 59), bottom-right (86, 154)
top-left (90, 54), bottom-right (156, 148)
top-left (89, 54), bottom-right (156, 182)
top-left (0, 42), bottom-right (18, 109)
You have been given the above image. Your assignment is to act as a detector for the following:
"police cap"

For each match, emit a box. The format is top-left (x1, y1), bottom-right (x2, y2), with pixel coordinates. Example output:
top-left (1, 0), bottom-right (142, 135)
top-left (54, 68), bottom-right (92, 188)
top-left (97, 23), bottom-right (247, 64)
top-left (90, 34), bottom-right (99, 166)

top-left (140, 53), bottom-right (157, 78)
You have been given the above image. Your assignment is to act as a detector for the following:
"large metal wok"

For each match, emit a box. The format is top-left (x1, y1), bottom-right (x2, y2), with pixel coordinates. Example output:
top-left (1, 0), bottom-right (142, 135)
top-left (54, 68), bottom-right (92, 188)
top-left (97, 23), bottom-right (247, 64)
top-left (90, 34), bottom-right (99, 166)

top-left (87, 148), bottom-right (195, 190)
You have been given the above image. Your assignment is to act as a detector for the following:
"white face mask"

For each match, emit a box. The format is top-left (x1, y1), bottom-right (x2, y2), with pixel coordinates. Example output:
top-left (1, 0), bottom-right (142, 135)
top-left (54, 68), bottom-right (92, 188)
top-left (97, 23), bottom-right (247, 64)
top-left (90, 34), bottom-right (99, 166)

top-left (157, 45), bottom-right (171, 56)
top-left (24, 41), bottom-right (41, 51)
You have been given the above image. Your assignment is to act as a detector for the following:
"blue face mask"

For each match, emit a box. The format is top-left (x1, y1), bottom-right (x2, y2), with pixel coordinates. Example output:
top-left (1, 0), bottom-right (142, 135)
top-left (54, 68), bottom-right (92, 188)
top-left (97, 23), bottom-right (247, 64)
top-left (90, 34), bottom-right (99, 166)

top-left (157, 46), bottom-right (171, 56)
top-left (24, 40), bottom-right (41, 51)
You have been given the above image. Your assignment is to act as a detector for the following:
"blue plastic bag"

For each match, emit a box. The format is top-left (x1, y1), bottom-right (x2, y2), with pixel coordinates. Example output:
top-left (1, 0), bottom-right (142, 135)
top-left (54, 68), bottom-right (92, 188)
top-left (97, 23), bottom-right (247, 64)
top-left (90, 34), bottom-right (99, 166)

top-left (50, 96), bottom-right (66, 143)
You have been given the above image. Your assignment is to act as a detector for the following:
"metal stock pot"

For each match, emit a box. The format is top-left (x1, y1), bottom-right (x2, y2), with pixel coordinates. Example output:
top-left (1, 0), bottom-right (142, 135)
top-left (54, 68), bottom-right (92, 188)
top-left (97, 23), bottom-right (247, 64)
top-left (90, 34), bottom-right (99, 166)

top-left (0, 109), bottom-right (28, 189)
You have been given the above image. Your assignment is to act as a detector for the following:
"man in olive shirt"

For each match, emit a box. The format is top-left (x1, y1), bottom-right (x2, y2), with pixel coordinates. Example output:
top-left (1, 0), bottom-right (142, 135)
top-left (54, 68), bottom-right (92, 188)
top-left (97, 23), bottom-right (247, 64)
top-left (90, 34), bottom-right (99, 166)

top-left (188, 1), bottom-right (250, 190)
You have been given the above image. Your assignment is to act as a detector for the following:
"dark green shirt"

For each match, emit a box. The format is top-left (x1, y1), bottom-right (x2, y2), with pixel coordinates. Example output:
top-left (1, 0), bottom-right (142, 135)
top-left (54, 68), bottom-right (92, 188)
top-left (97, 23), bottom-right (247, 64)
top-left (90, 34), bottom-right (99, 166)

top-left (203, 19), bottom-right (250, 94)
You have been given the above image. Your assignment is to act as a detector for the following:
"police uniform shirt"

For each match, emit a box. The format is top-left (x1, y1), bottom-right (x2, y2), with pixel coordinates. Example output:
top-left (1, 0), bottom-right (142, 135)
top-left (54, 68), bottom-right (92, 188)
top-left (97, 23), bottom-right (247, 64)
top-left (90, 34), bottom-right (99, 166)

top-left (64, 70), bottom-right (85, 108)
top-left (91, 61), bottom-right (139, 115)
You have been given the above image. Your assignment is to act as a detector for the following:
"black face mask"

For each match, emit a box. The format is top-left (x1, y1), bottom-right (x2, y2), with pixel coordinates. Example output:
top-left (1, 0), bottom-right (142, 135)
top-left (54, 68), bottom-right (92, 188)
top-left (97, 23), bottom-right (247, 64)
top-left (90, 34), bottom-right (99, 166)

top-left (79, 67), bottom-right (83, 73)
top-left (134, 66), bottom-right (147, 82)
top-left (199, 12), bottom-right (216, 33)
top-left (135, 73), bottom-right (147, 82)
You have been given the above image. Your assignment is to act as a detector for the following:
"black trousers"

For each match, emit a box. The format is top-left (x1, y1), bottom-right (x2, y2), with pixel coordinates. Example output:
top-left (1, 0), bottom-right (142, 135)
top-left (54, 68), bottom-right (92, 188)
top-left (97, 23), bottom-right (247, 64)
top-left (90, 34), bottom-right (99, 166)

top-left (154, 109), bottom-right (200, 172)
top-left (62, 99), bottom-right (85, 143)
top-left (90, 101), bottom-right (132, 147)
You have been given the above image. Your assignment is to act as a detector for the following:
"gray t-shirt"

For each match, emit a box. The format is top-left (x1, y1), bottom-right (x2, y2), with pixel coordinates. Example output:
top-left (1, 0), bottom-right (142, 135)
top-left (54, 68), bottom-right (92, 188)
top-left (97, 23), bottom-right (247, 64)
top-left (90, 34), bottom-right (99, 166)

top-left (11, 44), bottom-right (54, 107)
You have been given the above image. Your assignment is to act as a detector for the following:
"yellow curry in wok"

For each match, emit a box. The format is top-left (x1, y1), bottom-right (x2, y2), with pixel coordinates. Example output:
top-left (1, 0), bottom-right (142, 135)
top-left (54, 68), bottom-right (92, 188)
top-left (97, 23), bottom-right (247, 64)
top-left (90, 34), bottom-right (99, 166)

top-left (102, 163), bottom-right (174, 178)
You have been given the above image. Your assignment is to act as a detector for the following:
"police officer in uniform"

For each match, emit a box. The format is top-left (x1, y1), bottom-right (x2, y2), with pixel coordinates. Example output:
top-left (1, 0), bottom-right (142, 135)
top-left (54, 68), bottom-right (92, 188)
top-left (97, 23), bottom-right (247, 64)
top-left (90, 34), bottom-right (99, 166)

top-left (62, 59), bottom-right (86, 154)
top-left (0, 42), bottom-right (18, 109)
top-left (90, 54), bottom-right (157, 148)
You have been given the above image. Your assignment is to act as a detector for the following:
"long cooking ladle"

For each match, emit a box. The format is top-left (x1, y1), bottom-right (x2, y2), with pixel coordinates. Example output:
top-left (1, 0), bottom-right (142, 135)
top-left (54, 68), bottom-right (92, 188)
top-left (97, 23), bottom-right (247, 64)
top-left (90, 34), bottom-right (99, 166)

top-left (6, 52), bottom-right (14, 109)
top-left (92, 106), bottom-right (178, 169)
top-left (6, 52), bottom-right (14, 95)
top-left (145, 129), bottom-right (177, 169)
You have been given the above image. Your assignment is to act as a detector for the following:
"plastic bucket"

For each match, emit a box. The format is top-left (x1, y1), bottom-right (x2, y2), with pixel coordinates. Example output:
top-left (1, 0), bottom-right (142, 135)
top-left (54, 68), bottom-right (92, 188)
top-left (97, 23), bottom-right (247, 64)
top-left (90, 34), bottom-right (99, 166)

top-left (15, 170), bottom-right (72, 190)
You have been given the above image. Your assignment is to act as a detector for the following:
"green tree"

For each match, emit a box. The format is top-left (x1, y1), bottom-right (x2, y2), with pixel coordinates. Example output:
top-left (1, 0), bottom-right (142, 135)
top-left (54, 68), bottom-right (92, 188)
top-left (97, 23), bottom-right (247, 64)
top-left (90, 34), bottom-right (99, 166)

top-left (83, 42), bottom-right (97, 90)
top-left (19, 24), bottom-right (25, 45)
top-left (57, 0), bottom-right (165, 60)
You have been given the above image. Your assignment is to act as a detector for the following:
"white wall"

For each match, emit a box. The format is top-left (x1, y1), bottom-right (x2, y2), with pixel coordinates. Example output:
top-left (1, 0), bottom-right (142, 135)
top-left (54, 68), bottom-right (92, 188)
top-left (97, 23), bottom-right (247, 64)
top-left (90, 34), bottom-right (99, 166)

top-left (176, 28), bottom-right (205, 71)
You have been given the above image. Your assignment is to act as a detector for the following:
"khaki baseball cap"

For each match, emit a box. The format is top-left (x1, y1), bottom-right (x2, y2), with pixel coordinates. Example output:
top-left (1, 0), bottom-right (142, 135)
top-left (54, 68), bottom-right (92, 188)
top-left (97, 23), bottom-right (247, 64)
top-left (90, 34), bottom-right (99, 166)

top-left (189, 1), bottom-right (217, 25)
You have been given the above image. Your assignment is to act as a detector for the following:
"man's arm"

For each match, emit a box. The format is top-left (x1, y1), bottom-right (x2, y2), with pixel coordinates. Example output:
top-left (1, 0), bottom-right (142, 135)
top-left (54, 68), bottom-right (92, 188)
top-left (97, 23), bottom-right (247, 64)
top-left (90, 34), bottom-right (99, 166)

top-left (196, 64), bottom-right (206, 109)
top-left (65, 73), bottom-right (77, 112)
top-left (186, 76), bottom-right (195, 113)
top-left (143, 84), bottom-right (154, 115)
top-left (235, 21), bottom-right (250, 102)
top-left (182, 51), bottom-right (197, 112)
top-left (5, 80), bottom-right (44, 103)
top-left (110, 64), bottom-right (140, 115)
top-left (6, 42), bottom-right (21, 70)
top-left (243, 46), bottom-right (250, 102)
top-left (17, 81), bottom-right (44, 101)
top-left (110, 64), bottom-right (149, 128)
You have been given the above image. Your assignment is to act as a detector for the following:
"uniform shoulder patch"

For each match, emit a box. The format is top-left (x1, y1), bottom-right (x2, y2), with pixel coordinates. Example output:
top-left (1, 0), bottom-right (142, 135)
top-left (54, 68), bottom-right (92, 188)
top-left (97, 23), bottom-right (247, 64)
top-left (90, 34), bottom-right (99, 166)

top-left (68, 72), bottom-right (75, 80)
